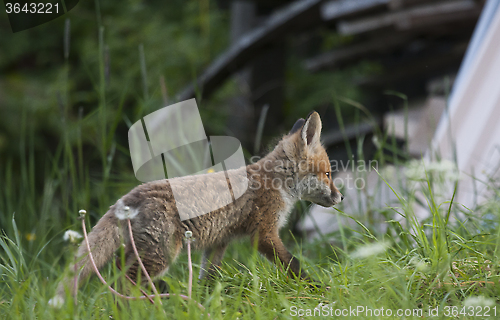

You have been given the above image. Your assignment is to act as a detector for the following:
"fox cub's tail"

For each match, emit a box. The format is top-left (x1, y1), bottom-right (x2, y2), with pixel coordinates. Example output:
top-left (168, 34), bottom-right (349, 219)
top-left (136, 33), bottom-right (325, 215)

top-left (49, 210), bottom-right (121, 308)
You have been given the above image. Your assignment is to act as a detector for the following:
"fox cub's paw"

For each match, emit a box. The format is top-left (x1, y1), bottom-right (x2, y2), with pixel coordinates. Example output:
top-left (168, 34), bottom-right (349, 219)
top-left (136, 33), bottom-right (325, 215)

top-left (155, 279), bottom-right (170, 293)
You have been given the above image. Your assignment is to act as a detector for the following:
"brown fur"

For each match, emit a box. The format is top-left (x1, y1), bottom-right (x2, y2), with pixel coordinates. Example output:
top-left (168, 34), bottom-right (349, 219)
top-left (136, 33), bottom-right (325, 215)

top-left (53, 112), bottom-right (342, 302)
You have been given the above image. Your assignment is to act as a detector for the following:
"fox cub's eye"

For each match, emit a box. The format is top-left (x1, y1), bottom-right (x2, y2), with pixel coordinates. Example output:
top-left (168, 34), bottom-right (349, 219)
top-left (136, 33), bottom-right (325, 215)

top-left (326, 172), bottom-right (331, 179)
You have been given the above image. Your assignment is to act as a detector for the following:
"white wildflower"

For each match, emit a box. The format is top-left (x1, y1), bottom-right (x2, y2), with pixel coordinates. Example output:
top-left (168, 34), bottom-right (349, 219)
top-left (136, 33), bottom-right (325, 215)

top-left (463, 296), bottom-right (495, 308)
top-left (380, 165), bottom-right (397, 180)
top-left (405, 160), bottom-right (424, 181)
top-left (48, 295), bottom-right (64, 309)
top-left (405, 159), bottom-right (461, 182)
top-left (350, 241), bottom-right (389, 259)
top-left (438, 160), bottom-right (461, 181)
top-left (114, 200), bottom-right (139, 220)
top-left (63, 230), bottom-right (82, 243)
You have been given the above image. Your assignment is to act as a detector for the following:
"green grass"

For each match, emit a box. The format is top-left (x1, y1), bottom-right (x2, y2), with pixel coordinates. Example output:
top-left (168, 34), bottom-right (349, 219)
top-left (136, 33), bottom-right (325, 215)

top-left (1, 102), bottom-right (500, 319)
top-left (1, 179), bottom-right (500, 319)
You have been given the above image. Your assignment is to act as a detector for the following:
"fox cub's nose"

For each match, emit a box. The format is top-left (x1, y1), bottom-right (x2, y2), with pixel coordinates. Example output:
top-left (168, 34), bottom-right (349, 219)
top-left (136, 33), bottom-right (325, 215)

top-left (341, 195), bottom-right (344, 201)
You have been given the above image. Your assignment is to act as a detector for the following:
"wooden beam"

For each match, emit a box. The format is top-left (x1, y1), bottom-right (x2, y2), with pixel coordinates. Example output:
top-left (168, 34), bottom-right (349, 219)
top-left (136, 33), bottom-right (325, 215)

top-left (321, 0), bottom-right (390, 21)
top-left (306, 19), bottom-right (476, 72)
top-left (399, 2), bottom-right (482, 30)
top-left (322, 118), bottom-right (383, 146)
top-left (388, 0), bottom-right (435, 10)
top-left (338, 0), bottom-right (480, 35)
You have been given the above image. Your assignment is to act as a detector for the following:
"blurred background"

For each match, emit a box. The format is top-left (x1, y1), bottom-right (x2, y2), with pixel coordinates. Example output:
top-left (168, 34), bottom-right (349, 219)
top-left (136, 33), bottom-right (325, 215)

top-left (0, 0), bottom-right (494, 244)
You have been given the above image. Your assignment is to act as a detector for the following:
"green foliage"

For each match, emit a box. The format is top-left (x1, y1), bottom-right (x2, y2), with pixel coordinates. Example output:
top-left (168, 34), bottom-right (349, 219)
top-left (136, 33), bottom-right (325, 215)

top-left (0, 0), bottom-right (229, 236)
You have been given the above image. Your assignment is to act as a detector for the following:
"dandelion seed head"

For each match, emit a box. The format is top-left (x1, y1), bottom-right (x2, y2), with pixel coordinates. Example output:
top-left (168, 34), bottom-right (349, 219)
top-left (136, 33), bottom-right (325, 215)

top-left (63, 230), bottom-right (83, 243)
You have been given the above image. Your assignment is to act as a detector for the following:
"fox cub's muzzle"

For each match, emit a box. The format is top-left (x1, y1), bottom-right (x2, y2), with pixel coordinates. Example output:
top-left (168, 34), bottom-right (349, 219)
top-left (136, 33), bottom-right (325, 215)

top-left (300, 173), bottom-right (344, 207)
top-left (329, 182), bottom-right (343, 206)
top-left (315, 190), bottom-right (343, 207)
top-left (331, 190), bottom-right (343, 206)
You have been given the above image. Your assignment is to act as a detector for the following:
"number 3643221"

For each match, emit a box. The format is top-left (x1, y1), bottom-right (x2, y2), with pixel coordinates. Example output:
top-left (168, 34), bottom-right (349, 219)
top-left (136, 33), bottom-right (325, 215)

top-left (5, 3), bottom-right (59, 14)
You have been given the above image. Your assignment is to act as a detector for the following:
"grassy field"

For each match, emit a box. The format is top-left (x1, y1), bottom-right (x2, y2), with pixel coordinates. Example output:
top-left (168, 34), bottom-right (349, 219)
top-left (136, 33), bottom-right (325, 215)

top-left (1, 101), bottom-right (500, 320)
top-left (1, 182), bottom-right (499, 319)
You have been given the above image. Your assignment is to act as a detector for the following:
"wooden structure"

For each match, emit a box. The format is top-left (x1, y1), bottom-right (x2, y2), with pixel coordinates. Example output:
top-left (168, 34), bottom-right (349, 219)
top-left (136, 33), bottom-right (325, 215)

top-left (177, 0), bottom-right (484, 151)
top-left (303, 0), bottom-right (500, 237)
top-left (431, 0), bottom-right (500, 210)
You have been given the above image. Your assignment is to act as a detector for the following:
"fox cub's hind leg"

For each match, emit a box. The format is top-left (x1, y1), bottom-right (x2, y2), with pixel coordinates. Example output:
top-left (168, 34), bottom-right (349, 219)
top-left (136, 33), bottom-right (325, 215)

top-left (199, 244), bottom-right (228, 280)
top-left (123, 234), bottom-right (182, 287)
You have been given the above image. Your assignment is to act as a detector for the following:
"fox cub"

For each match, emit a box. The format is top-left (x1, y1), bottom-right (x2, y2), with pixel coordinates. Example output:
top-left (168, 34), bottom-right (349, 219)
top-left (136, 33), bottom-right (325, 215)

top-left (52, 111), bottom-right (343, 304)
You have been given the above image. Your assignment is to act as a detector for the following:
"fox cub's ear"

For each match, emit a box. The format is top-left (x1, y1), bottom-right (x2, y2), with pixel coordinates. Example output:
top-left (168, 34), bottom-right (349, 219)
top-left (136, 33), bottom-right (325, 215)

top-left (289, 118), bottom-right (305, 135)
top-left (300, 111), bottom-right (322, 149)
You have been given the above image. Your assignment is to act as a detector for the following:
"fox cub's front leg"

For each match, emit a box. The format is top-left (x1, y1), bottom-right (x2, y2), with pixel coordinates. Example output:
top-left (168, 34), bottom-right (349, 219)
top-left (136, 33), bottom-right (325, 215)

top-left (199, 244), bottom-right (228, 280)
top-left (255, 231), bottom-right (308, 280)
